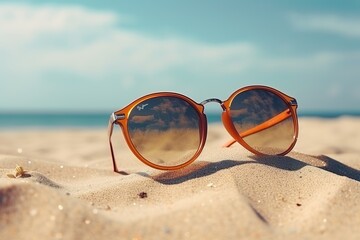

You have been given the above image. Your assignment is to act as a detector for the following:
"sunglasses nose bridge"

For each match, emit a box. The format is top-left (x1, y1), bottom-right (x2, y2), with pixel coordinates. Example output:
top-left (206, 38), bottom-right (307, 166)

top-left (200, 98), bottom-right (226, 111)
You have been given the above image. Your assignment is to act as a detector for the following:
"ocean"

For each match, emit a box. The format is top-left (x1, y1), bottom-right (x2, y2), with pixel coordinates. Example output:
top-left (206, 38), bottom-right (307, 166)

top-left (0, 112), bottom-right (359, 128)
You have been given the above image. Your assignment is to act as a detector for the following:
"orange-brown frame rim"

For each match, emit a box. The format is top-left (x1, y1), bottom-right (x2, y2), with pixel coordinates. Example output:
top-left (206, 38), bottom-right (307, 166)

top-left (111, 92), bottom-right (208, 171)
top-left (221, 85), bottom-right (299, 156)
top-left (109, 85), bottom-right (299, 172)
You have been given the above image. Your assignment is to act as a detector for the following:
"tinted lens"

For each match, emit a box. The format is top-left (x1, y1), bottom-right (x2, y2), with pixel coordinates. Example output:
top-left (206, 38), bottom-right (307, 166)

top-left (128, 96), bottom-right (201, 167)
top-left (229, 89), bottom-right (296, 155)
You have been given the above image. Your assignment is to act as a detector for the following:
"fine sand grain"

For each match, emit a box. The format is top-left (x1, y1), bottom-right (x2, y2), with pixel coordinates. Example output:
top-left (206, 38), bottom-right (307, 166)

top-left (0, 117), bottom-right (359, 240)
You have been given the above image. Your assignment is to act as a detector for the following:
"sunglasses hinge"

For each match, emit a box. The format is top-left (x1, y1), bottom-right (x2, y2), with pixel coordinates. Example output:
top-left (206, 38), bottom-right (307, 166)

top-left (112, 113), bottom-right (125, 122)
top-left (290, 99), bottom-right (298, 106)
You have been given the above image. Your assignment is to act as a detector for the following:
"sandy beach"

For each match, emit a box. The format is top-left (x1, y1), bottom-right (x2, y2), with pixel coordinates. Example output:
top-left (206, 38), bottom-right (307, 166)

top-left (0, 117), bottom-right (359, 240)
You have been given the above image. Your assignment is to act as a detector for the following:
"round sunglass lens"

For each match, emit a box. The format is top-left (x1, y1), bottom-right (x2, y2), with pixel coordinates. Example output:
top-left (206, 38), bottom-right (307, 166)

top-left (127, 96), bottom-right (201, 167)
top-left (229, 89), bottom-right (296, 155)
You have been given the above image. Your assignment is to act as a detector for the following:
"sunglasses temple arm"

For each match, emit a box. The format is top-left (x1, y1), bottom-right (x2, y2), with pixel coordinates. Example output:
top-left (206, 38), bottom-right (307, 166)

top-left (223, 109), bottom-right (292, 148)
top-left (108, 113), bottom-right (119, 173)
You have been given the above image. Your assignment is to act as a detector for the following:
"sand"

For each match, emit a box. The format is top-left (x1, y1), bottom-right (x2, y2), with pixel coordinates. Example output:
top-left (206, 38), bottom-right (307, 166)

top-left (0, 117), bottom-right (359, 240)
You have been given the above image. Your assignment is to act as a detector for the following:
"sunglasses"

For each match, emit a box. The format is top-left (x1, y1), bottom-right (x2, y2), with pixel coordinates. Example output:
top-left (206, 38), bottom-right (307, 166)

top-left (108, 85), bottom-right (299, 172)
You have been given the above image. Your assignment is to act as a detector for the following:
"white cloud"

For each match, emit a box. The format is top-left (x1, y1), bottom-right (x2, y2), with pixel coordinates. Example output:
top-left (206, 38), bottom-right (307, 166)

top-left (0, 3), bottom-right (256, 87)
top-left (289, 13), bottom-right (360, 38)
top-left (1, 4), bottom-right (356, 86)
top-left (0, 4), bottom-right (115, 32)
top-left (1, 4), bottom-right (359, 111)
top-left (260, 51), bottom-right (360, 71)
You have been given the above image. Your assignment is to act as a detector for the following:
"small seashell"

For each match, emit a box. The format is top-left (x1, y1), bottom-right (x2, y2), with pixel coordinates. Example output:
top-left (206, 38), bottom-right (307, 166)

top-left (7, 164), bottom-right (27, 178)
top-left (15, 165), bottom-right (25, 177)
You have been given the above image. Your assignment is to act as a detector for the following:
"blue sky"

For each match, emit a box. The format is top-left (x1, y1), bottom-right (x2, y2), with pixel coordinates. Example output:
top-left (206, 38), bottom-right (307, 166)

top-left (1, 0), bottom-right (359, 113)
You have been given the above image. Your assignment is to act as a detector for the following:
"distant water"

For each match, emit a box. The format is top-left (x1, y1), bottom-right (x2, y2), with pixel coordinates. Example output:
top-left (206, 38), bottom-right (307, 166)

top-left (0, 112), bottom-right (359, 128)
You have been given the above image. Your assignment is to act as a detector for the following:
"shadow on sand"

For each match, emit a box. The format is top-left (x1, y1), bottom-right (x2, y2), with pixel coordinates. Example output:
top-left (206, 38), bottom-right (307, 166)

top-left (135, 154), bottom-right (360, 185)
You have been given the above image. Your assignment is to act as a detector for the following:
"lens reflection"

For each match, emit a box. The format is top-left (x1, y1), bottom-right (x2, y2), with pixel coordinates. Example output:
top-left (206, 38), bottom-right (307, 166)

top-left (128, 97), bottom-right (201, 167)
top-left (229, 89), bottom-right (295, 155)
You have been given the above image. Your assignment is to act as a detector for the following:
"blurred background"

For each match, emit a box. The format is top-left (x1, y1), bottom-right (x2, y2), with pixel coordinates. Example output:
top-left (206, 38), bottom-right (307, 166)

top-left (1, 0), bottom-right (359, 127)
